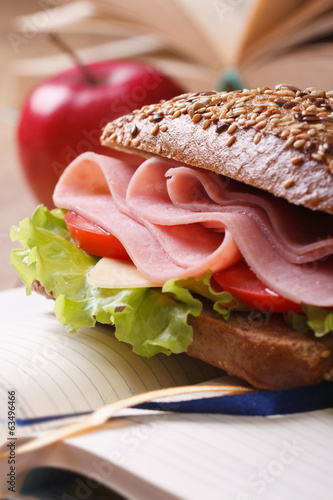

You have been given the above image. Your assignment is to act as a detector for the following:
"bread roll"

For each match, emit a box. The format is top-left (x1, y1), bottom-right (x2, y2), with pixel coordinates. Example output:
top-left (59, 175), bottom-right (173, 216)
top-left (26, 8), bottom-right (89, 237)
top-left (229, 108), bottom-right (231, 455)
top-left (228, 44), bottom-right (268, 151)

top-left (101, 85), bottom-right (333, 214)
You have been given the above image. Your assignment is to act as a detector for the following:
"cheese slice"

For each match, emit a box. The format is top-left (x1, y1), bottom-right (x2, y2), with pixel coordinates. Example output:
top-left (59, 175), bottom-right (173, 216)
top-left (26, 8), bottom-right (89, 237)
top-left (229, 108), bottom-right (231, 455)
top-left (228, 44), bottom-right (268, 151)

top-left (88, 257), bottom-right (161, 289)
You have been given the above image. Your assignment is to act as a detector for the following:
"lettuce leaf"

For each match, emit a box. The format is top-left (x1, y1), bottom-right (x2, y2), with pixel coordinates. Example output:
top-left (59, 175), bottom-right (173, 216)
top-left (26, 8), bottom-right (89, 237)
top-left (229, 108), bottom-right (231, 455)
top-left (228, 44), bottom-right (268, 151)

top-left (10, 205), bottom-right (333, 358)
top-left (10, 206), bottom-right (238, 356)
top-left (286, 306), bottom-right (333, 337)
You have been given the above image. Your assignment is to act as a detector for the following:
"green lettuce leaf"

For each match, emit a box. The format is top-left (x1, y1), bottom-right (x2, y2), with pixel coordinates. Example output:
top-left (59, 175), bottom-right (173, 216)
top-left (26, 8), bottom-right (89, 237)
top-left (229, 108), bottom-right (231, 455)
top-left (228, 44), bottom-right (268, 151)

top-left (10, 205), bottom-right (233, 356)
top-left (285, 306), bottom-right (333, 337)
top-left (10, 205), bottom-right (333, 358)
top-left (303, 305), bottom-right (333, 337)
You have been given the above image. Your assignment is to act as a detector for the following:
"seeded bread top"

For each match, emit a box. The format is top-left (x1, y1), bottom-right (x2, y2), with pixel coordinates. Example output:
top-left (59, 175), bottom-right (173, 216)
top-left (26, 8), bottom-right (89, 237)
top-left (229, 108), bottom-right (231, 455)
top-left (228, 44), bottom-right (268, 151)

top-left (101, 85), bottom-right (333, 214)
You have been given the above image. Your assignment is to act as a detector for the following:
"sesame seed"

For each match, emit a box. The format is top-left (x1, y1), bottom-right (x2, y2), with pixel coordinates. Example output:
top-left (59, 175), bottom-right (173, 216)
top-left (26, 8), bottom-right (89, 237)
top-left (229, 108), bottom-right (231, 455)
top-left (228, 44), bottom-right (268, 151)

top-left (276, 84), bottom-right (301, 93)
top-left (124, 137), bottom-right (131, 147)
top-left (290, 128), bottom-right (303, 135)
top-left (151, 123), bottom-right (159, 135)
top-left (233, 107), bottom-right (246, 114)
top-left (130, 124), bottom-right (140, 138)
top-left (160, 124), bottom-right (168, 132)
top-left (226, 135), bottom-right (236, 146)
top-left (291, 156), bottom-right (303, 165)
top-left (227, 123), bottom-right (237, 134)
top-left (216, 122), bottom-right (228, 134)
top-left (132, 138), bottom-right (140, 147)
top-left (192, 113), bottom-right (202, 123)
top-left (283, 178), bottom-right (295, 188)
top-left (219, 107), bottom-right (228, 119)
top-left (283, 101), bottom-right (296, 109)
top-left (293, 139), bottom-right (306, 148)
top-left (274, 98), bottom-right (288, 106)
top-left (172, 110), bottom-right (181, 119)
top-left (253, 133), bottom-right (262, 144)
top-left (245, 119), bottom-right (256, 127)
top-left (253, 107), bottom-right (265, 113)
top-left (237, 95), bottom-right (252, 102)
top-left (306, 105), bottom-right (317, 112)
top-left (281, 116), bottom-right (293, 122)
top-left (311, 90), bottom-right (326, 98)
top-left (312, 153), bottom-right (324, 161)
top-left (276, 89), bottom-right (296, 97)
top-left (286, 136), bottom-right (295, 147)
top-left (313, 98), bottom-right (326, 106)
top-left (210, 97), bottom-right (223, 106)
top-left (145, 106), bottom-right (156, 116)
top-left (202, 119), bottom-right (211, 130)
top-left (156, 143), bottom-right (162, 154)
top-left (151, 114), bottom-right (164, 123)
top-left (255, 120), bottom-right (267, 130)
top-left (188, 101), bottom-right (209, 117)
top-left (255, 114), bottom-right (267, 123)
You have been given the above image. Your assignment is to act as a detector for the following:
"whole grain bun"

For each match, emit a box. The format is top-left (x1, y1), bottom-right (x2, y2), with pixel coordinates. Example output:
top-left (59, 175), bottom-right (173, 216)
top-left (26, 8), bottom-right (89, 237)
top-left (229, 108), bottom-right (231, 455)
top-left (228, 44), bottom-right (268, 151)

top-left (32, 281), bottom-right (333, 390)
top-left (101, 85), bottom-right (333, 214)
top-left (188, 300), bottom-right (333, 390)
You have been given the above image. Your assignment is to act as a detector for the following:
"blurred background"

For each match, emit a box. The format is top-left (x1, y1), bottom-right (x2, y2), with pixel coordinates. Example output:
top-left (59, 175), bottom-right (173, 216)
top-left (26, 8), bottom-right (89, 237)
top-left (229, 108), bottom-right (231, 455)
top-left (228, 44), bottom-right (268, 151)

top-left (1, 0), bottom-right (333, 290)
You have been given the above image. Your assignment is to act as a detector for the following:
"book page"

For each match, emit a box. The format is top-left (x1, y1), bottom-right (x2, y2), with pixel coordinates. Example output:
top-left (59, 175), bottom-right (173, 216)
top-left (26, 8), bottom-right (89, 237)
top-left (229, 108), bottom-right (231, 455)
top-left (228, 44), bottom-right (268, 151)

top-left (7, 407), bottom-right (333, 499)
top-left (174, 0), bottom-right (255, 66)
top-left (0, 287), bottom-right (220, 440)
top-left (241, 41), bottom-right (333, 92)
top-left (238, 0), bottom-right (307, 60)
top-left (239, 0), bottom-right (333, 64)
top-left (95, 0), bottom-right (222, 69)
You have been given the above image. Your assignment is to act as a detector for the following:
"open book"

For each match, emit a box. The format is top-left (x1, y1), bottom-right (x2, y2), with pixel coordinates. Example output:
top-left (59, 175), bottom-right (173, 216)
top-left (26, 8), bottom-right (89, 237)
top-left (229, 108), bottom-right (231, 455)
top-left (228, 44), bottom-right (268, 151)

top-left (0, 287), bottom-right (332, 498)
top-left (0, 286), bottom-right (222, 442)
top-left (0, 393), bottom-right (332, 499)
top-left (9, 0), bottom-right (333, 107)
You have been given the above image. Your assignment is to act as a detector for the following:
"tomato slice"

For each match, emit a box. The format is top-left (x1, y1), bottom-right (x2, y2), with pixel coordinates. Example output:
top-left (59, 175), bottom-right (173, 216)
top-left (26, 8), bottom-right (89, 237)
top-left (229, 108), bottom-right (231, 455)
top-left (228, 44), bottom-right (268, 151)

top-left (213, 259), bottom-right (302, 313)
top-left (64, 211), bottom-right (131, 261)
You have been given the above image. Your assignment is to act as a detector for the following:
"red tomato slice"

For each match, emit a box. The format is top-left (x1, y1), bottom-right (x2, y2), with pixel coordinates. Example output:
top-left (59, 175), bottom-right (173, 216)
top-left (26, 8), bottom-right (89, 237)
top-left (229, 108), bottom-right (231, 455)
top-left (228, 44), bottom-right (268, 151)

top-left (64, 211), bottom-right (131, 261)
top-left (213, 259), bottom-right (302, 313)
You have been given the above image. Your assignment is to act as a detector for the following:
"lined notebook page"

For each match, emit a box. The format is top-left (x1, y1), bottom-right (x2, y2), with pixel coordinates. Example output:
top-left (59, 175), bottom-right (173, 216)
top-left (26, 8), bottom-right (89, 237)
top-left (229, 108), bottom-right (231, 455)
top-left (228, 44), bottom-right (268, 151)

top-left (12, 407), bottom-right (333, 500)
top-left (0, 288), bottom-right (220, 432)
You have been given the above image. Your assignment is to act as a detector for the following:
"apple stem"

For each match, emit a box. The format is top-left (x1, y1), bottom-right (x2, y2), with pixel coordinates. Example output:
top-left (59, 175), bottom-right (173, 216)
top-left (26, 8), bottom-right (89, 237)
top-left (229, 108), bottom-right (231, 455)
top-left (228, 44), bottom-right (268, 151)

top-left (48, 33), bottom-right (99, 85)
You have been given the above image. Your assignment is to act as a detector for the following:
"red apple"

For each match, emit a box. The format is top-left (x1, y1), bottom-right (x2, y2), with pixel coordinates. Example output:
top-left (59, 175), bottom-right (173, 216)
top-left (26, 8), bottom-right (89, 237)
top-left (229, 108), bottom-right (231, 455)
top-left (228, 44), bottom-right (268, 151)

top-left (17, 60), bottom-right (184, 208)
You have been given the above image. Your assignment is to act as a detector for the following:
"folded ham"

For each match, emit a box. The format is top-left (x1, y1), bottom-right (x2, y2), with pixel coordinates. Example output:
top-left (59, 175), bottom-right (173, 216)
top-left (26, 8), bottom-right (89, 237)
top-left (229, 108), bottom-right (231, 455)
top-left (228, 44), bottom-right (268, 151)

top-left (53, 152), bottom-right (333, 307)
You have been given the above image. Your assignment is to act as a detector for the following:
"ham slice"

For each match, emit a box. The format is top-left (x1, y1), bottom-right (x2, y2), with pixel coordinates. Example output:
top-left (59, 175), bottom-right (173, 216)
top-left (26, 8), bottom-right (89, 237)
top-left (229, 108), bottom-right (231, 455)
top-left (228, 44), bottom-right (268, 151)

top-left (53, 152), bottom-right (333, 307)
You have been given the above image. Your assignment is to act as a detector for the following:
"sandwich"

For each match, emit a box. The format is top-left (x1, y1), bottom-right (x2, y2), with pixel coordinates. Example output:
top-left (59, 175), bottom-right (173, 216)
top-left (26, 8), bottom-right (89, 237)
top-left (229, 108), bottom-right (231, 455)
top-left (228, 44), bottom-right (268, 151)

top-left (11, 84), bottom-right (333, 391)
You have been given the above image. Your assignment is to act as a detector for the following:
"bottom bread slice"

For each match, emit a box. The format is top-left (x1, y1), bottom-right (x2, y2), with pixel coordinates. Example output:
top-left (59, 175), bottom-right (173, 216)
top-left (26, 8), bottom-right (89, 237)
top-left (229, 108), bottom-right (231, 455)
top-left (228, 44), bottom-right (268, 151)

top-left (188, 301), bottom-right (333, 390)
top-left (32, 281), bottom-right (333, 390)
